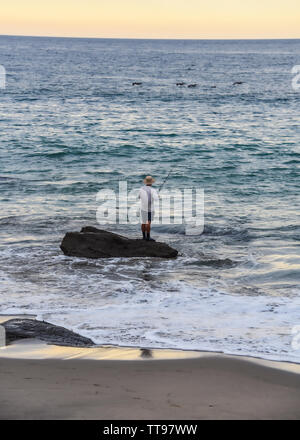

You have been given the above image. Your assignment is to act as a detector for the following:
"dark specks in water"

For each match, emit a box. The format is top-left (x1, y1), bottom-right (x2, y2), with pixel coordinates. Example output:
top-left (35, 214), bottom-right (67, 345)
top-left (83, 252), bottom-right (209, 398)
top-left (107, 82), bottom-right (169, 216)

top-left (142, 273), bottom-right (153, 281)
top-left (186, 258), bottom-right (237, 269)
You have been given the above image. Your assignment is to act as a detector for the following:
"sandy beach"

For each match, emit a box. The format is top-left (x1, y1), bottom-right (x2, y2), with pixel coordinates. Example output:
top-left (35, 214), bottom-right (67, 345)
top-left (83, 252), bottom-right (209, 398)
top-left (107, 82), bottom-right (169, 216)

top-left (1, 352), bottom-right (300, 420)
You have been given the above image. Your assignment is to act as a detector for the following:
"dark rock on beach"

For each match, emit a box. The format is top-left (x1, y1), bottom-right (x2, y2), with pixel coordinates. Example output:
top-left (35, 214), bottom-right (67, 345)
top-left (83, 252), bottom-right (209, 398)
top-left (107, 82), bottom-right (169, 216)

top-left (60, 227), bottom-right (178, 259)
top-left (3, 319), bottom-right (94, 347)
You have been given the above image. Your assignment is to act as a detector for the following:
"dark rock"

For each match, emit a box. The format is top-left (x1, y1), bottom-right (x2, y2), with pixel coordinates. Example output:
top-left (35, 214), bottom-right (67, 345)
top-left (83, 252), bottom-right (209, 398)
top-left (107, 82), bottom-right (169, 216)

top-left (60, 227), bottom-right (178, 259)
top-left (3, 319), bottom-right (94, 347)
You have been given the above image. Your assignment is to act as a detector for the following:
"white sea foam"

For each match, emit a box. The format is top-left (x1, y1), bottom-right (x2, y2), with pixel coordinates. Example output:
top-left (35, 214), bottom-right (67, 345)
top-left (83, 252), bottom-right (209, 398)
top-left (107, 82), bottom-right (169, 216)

top-left (1, 261), bottom-right (300, 363)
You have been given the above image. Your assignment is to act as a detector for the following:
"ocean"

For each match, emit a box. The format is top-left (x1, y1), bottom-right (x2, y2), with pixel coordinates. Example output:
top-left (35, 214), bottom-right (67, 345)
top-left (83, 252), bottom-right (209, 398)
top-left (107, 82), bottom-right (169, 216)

top-left (0, 36), bottom-right (299, 362)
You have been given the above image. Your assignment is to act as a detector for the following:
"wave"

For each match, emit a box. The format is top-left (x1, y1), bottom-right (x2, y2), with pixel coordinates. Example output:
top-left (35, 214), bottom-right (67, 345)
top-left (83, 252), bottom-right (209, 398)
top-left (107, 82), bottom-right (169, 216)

top-left (203, 224), bottom-right (252, 241)
top-left (152, 223), bottom-right (252, 239)
top-left (0, 176), bottom-right (22, 183)
top-left (0, 176), bottom-right (13, 181)
top-left (143, 223), bottom-right (300, 242)
top-left (185, 258), bottom-right (237, 268)
top-left (152, 224), bottom-right (186, 235)
top-left (249, 224), bottom-right (300, 240)
top-left (26, 150), bottom-right (93, 158)
top-left (1, 275), bottom-right (299, 364)
top-left (284, 159), bottom-right (300, 165)
top-left (254, 224), bottom-right (300, 233)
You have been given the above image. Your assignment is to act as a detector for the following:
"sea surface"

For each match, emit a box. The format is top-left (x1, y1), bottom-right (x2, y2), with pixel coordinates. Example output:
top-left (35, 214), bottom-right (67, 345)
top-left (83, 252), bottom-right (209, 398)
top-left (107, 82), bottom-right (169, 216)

top-left (0, 36), bottom-right (300, 362)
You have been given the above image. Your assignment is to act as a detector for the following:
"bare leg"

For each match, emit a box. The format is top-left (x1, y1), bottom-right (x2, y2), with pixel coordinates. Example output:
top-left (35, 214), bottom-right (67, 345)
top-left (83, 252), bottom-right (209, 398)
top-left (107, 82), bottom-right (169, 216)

top-left (141, 224), bottom-right (146, 239)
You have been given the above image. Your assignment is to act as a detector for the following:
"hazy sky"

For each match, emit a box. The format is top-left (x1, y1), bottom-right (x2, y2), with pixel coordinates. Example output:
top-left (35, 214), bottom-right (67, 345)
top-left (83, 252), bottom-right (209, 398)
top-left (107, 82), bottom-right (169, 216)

top-left (1, 0), bottom-right (300, 39)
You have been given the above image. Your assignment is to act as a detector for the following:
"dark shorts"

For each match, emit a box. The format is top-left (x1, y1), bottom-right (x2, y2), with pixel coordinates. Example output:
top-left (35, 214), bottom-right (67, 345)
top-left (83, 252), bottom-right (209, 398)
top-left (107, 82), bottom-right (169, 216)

top-left (141, 211), bottom-right (152, 224)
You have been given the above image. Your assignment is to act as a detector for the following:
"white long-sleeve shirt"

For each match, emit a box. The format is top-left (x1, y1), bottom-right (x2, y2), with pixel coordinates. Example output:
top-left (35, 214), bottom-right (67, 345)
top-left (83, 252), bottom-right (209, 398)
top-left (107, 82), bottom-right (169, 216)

top-left (139, 186), bottom-right (159, 213)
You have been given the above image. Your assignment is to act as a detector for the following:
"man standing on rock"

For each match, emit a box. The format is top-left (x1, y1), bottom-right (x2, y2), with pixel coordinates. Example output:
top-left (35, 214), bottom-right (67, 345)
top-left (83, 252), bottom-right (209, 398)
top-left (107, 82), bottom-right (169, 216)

top-left (139, 176), bottom-right (159, 241)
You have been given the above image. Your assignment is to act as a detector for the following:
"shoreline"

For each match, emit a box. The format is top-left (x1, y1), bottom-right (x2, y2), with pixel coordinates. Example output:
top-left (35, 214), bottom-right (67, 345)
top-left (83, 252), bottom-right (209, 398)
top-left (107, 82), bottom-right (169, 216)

top-left (1, 317), bottom-right (300, 419)
top-left (1, 338), bottom-right (300, 375)
top-left (1, 314), bottom-right (300, 372)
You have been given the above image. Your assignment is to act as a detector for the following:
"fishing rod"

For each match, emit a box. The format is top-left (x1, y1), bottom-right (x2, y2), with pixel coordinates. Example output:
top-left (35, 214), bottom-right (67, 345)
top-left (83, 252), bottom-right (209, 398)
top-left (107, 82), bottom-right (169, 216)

top-left (158, 169), bottom-right (173, 193)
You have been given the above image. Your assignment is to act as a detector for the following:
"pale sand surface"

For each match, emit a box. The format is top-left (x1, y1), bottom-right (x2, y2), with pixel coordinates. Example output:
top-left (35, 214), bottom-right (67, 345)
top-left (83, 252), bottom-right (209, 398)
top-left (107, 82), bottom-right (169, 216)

top-left (1, 354), bottom-right (300, 420)
top-left (1, 338), bottom-right (300, 374)
top-left (0, 338), bottom-right (204, 361)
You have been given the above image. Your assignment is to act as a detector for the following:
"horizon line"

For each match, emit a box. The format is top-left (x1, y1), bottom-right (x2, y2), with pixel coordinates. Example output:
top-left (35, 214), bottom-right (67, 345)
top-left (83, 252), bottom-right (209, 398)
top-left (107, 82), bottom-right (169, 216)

top-left (1, 33), bottom-right (300, 41)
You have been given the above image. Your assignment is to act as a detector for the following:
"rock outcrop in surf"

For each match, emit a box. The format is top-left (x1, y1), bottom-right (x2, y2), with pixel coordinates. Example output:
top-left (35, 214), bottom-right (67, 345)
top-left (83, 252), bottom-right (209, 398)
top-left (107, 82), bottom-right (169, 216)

top-left (3, 319), bottom-right (94, 347)
top-left (60, 226), bottom-right (178, 259)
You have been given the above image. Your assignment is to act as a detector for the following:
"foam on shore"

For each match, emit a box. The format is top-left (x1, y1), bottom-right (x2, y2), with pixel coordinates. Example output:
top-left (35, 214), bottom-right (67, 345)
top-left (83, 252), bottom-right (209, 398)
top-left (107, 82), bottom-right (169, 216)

top-left (1, 314), bottom-right (300, 374)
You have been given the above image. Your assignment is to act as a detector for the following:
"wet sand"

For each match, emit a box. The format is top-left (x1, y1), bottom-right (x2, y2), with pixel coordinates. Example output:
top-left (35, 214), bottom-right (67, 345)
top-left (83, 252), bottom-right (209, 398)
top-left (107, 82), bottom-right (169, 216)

top-left (1, 354), bottom-right (300, 420)
top-left (1, 315), bottom-right (300, 420)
